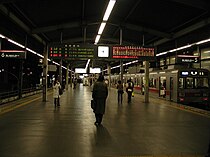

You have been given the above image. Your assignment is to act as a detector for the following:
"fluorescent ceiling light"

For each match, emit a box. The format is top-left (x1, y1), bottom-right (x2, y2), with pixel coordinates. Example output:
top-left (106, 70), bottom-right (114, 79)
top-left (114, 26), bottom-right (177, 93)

top-left (0, 34), bottom-right (5, 38)
top-left (95, 35), bottom-right (101, 44)
top-left (196, 38), bottom-right (210, 45)
top-left (98, 22), bottom-right (106, 35)
top-left (103, 0), bottom-right (116, 21)
top-left (8, 39), bottom-right (25, 49)
top-left (85, 59), bottom-right (90, 70)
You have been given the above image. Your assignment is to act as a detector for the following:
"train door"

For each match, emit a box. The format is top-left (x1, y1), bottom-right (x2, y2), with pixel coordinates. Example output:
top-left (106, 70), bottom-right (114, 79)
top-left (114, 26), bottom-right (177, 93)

top-left (159, 76), bottom-right (166, 98)
top-left (170, 77), bottom-right (173, 101)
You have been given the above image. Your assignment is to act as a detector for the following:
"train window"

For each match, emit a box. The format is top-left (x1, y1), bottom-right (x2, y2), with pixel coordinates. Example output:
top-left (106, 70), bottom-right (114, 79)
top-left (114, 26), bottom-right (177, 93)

top-left (179, 78), bottom-right (184, 88)
top-left (186, 78), bottom-right (194, 89)
top-left (195, 78), bottom-right (209, 88)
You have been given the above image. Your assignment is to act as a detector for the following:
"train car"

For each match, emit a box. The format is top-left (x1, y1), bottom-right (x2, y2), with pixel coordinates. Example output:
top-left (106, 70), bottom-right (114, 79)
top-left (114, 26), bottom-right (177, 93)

top-left (110, 68), bottom-right (210, 107)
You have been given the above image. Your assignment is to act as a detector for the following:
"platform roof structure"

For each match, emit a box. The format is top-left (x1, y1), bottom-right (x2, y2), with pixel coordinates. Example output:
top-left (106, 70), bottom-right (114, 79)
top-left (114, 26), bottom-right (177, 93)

top-left (1, 0), bottom-right (210, 69)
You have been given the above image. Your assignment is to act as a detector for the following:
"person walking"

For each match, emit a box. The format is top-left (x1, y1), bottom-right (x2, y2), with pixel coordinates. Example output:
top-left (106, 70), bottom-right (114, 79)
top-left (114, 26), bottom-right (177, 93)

top-left (126, 79), bottom-right (134, 103)
top-left (92, 75), bottom-right (108, 126)
top-left (117, 80), bottom-right (124, 104)
top-left (53, 79), bottom-right (61, 108)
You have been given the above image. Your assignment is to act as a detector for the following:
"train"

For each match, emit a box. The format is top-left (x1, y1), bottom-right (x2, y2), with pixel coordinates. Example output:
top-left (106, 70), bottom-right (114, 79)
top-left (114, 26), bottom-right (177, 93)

top-left (109, 67), bottom-right (210, 108)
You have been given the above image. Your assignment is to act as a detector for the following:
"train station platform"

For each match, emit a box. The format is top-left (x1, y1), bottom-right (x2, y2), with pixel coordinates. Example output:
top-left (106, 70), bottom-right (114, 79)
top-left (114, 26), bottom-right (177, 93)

top-left (0, 84), bottom-right (210, 157)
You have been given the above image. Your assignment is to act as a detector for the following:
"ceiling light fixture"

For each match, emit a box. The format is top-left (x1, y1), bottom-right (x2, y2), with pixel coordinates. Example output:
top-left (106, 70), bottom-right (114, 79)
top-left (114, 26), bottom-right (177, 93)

top-left (98, 22), bottom-right (107, 35)
top-left (94, 0), bottom-right (116, 44)
top-left (103, 0), bottom-right (116, 21)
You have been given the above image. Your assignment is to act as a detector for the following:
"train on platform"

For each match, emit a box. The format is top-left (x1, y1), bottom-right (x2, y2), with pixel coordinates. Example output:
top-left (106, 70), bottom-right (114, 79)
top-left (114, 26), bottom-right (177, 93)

top-left (110, 67), bottom-right (210, 108)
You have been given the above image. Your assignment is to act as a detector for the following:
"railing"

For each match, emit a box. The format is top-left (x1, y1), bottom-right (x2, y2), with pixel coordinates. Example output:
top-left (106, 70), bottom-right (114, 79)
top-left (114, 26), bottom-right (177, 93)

top-left (0, 87), bottom-right (42, 105)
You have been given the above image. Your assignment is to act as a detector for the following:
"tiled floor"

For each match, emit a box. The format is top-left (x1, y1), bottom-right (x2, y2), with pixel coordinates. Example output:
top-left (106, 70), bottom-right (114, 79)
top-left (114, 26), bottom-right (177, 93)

top-left (0, 84), bottom-right (209, 157)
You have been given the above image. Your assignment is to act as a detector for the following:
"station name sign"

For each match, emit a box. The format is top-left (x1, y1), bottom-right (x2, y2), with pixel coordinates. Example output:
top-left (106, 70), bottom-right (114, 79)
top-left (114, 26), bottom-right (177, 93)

top-left (0, 50), bottom-right (26, 59)
top-left (49, 44), bottom-right (96, 60)
top-left (176, 55), bottom-right (200, 63)
top-left (112, 46), bottom-right (155, 60)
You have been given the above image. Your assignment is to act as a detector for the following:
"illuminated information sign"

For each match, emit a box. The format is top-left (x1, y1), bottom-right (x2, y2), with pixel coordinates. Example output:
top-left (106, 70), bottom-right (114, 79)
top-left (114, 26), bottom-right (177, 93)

top-left (176, 55), bottom-right (200, 63)
top-left (0, 50), bottom-right (26, 59)
top-left (112, 46), bottom-right (155, 60)
top-left (49, 44), bottom-right (96, 59)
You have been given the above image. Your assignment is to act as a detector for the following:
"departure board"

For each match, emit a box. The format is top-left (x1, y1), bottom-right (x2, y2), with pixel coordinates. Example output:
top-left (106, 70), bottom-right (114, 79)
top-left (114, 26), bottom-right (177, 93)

top-left (49, 44), bottom-right (96, 59)
top-left (112, 46), bottom-right (155, 60)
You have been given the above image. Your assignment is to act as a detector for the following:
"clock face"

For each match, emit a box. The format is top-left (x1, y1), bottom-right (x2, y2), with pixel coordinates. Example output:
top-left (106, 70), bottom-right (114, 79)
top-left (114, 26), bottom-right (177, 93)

top-left (98, 46), bottom-right (109, 57)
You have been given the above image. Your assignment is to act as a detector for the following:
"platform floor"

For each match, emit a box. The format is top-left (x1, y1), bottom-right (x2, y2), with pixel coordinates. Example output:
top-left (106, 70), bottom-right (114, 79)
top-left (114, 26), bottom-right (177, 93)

top-left (0, 84), bottom-right (210, 157)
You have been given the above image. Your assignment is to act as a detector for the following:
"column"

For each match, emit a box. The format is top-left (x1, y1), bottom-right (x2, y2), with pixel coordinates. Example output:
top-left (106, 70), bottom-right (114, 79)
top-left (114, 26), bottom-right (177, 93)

top-left (70, 67), bottom-right (72, 88)
top-left (42, 45), bottom-right (48, 102)
top-left (120, 60), bottom-right (123, 82)
top-left (59, 59), bottom-right (62, 85)
top-left (144, 61), bottom-right (149, 103)
top-left (107, 64), bottom-right (111, 88)
top-left (65, 63), bottom-right (69, 90)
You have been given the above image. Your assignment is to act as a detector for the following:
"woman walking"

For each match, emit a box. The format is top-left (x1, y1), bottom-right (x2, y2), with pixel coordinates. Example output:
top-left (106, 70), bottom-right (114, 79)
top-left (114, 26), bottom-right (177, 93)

top-left (53, 79), bottom-right (61, 108)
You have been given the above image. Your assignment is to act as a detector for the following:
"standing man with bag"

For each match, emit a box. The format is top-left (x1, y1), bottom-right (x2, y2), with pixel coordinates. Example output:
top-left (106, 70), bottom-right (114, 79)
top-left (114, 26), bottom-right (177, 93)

top-left (92, 75), bottom-right (108, 126)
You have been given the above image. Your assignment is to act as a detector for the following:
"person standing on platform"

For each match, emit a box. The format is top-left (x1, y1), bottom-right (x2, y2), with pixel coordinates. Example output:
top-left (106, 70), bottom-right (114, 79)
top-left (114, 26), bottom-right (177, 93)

top-left (117, 80), bottom-right (124, 104)
top-left (92, 75), bottom-right (108, 126)
top-left (73, 78), bottom-right (77, 89)
top-left (53, 79), bottom-right (61, 108)
top-left (126, 79), bottom-right (134, 103)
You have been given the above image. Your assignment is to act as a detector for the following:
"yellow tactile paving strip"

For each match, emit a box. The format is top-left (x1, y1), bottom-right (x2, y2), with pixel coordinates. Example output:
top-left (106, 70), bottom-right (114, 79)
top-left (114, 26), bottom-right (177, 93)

top-left (0, 91), bottom-right (53, 115)
top-left (108, 155), bottom-right (204, 157)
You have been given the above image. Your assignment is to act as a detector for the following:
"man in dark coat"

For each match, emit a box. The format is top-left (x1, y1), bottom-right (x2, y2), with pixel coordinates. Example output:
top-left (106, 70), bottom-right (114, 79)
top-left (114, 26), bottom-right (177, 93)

top-left (92, 75), bottom-right (108, 126)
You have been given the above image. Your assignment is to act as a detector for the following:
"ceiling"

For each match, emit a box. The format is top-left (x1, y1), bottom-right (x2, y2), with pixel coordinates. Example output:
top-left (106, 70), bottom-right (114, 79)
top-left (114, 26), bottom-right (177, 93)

top-left (1, 0), bottom-right (210, 69)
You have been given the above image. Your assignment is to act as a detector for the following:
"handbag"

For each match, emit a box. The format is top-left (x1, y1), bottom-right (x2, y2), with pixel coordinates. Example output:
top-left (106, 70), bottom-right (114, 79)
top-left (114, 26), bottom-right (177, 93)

top-left (91, 99), bottom-right (96, 110)
top-left (132, 91), bottom-right (134, 97)
top-left (59, 87), bottom-right (63, 95)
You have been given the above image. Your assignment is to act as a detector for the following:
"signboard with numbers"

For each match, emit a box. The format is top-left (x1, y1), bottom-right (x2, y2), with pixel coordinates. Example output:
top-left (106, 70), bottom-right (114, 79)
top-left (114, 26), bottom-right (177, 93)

top-left (111, 46), bottom-right (155, 60)
top-left (0, 50), bottom-right (26, 59)
top-left (49, 44), bottom-right (96, 60)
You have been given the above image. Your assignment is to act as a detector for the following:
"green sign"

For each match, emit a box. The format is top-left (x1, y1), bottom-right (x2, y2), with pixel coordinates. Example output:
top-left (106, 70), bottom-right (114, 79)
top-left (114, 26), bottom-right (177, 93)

top-left (49, 44), bottom-right (96, 59)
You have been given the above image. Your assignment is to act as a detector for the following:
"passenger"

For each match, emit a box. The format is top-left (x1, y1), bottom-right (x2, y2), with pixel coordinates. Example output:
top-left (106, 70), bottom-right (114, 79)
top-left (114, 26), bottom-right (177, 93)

top-left (53, 79), bottom-right (61, 108)
top-left (117, 80), bottom-right (124, 104)
top-left (126, 79), bottom-right (134, 103)
top-left (92, 75), bottom-right (108, 126)
top-left (73, 78), bottom-right (77, 89)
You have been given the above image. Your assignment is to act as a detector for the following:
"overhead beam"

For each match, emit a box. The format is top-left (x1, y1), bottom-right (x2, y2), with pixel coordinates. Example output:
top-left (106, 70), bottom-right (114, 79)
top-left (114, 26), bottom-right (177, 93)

top-left (0, 4), bottom-right (46, 45)
top-left (123, 23), bottom-right (172, 39)
top-left (153, 16), bottom-right (210, 46)
top-left (167, 0), bottom-right (207, 10)
top-left (49, 37), bottom-right (133, 45)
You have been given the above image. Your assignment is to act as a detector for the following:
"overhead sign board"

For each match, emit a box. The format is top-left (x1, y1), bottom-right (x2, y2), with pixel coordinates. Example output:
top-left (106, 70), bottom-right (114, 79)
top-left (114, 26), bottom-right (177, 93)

top-left (0, 50), bottom-right (26, 59)
top-left (75, 68), bottom-right (87, 73)
top-left (176, 55), bottom-right (200, 63)
top-left (111, 46), bottom-right (155, 60)
top-left (49, 44), bottom-right (96, 60)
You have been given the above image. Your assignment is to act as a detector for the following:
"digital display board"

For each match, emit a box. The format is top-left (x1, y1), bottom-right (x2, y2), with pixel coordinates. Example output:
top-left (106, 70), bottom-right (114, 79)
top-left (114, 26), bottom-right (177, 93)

top-left (0, 50), bottom-right (26, 59)
top-left (49, 44), bottom-right (96, 59)
top-left (112, 46), bottom-right (155, 60)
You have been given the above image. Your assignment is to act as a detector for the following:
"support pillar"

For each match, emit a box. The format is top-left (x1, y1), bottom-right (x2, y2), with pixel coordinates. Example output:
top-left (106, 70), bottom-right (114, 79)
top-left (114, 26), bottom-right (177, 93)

top-left (107, 64), bottom-right (111, 88)
top-left (144, 61), bottom-right (149, 103)
top-left (65, 63), bottom-right (69, 90)
top-left (120, 60), bottom-right (123, 82)
top-left (59, 59), bottom-right (62, 85)
top-left (70, 67), bottom-right (72, 87)
top-left (42, 45), bottom-right (48, 102)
